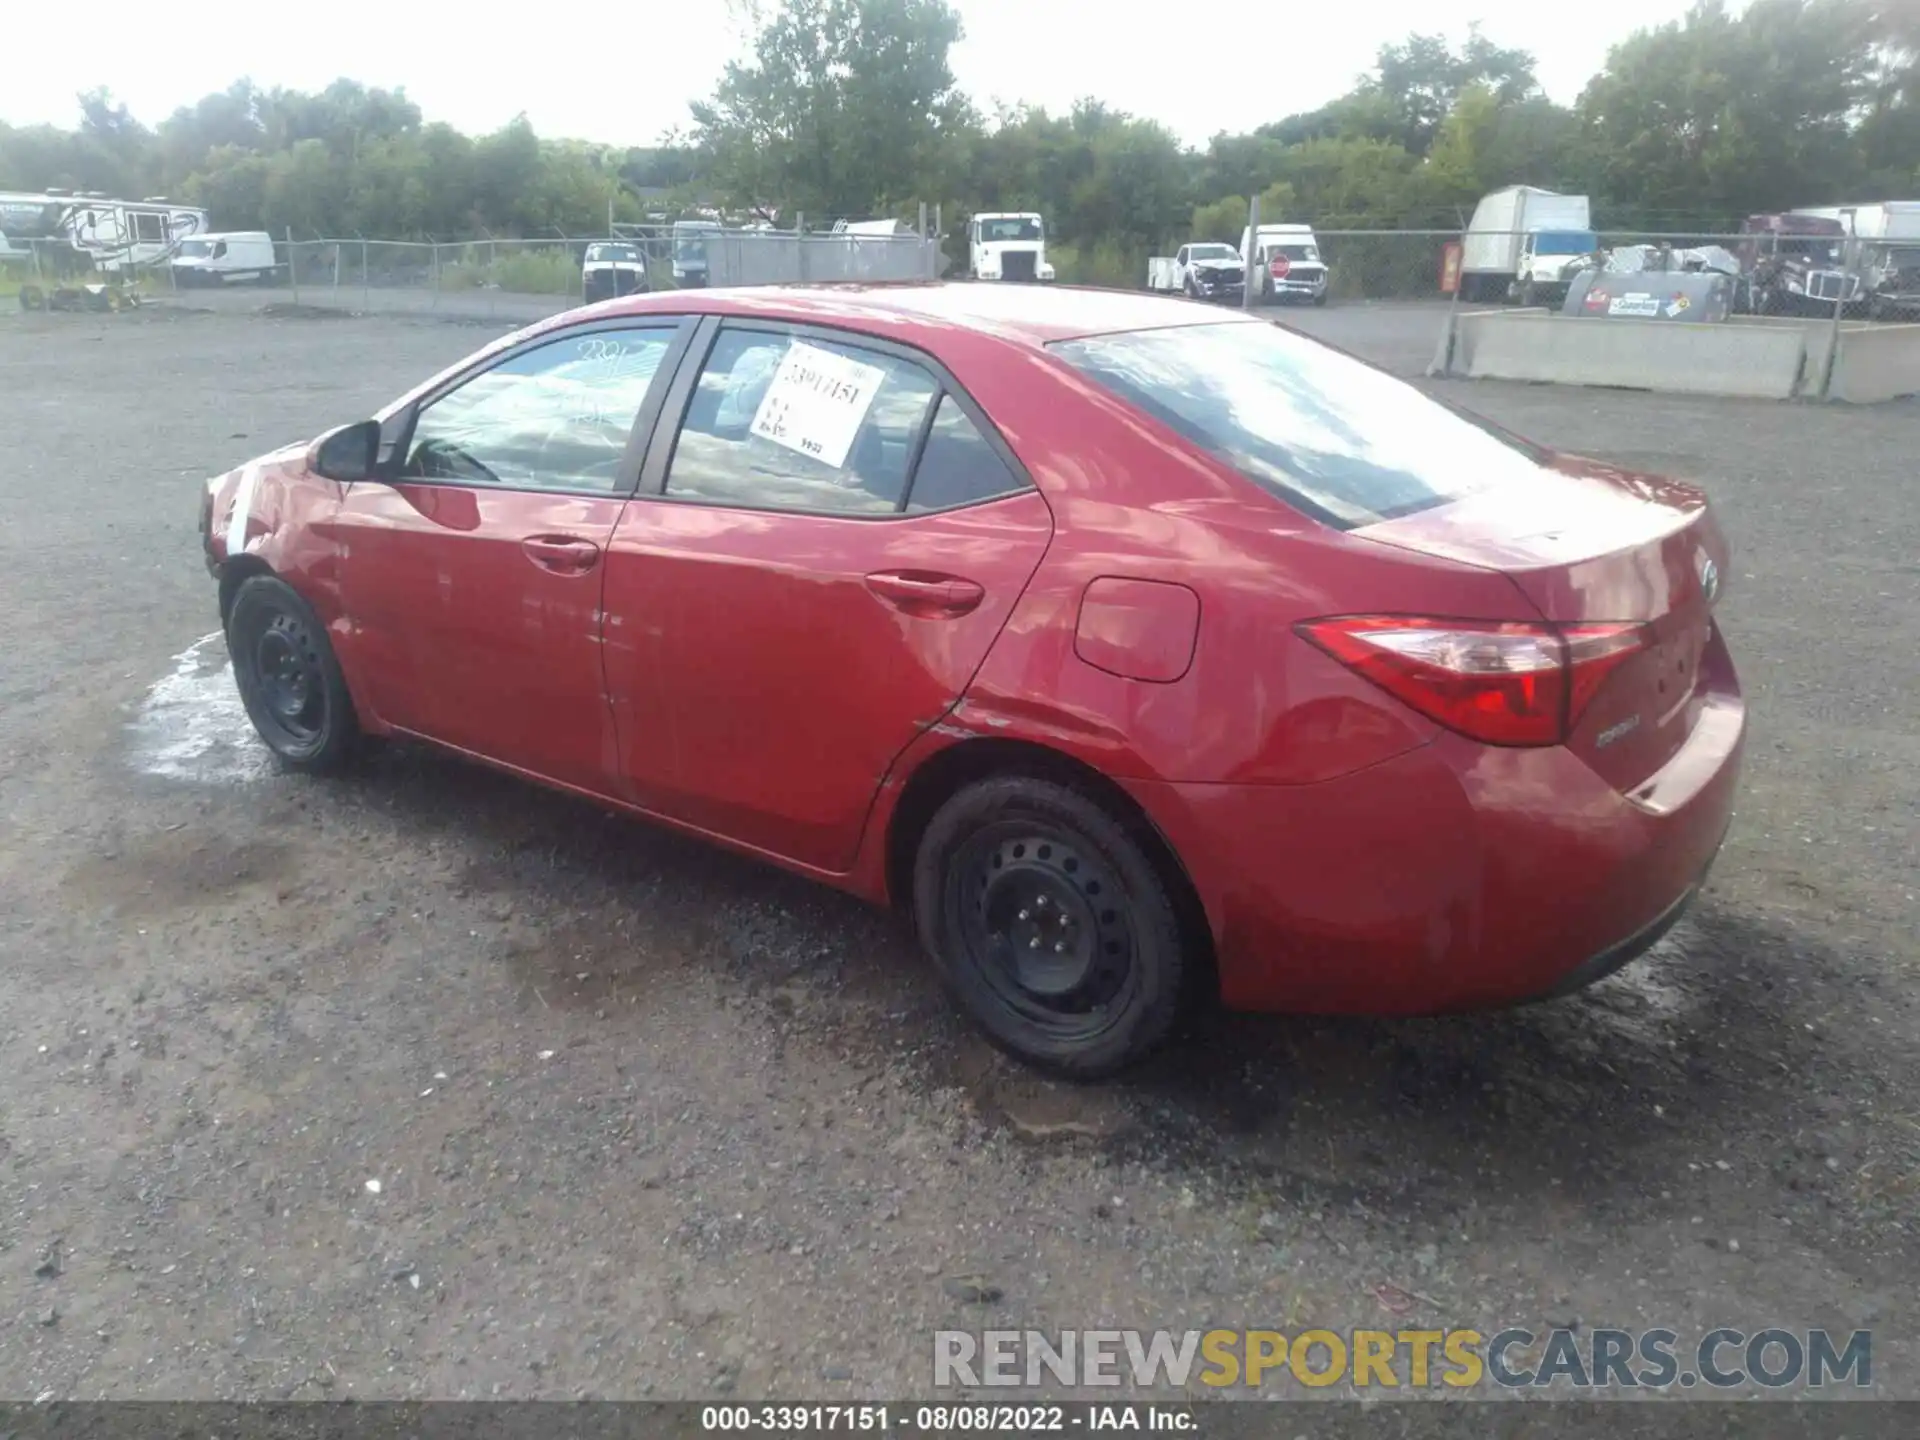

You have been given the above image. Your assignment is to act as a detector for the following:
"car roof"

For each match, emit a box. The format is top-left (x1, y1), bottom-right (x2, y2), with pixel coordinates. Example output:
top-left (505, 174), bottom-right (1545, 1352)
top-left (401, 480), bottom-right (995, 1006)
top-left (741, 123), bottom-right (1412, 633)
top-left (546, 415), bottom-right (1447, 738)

top-left (571, 281), bottom-right (1263, 346)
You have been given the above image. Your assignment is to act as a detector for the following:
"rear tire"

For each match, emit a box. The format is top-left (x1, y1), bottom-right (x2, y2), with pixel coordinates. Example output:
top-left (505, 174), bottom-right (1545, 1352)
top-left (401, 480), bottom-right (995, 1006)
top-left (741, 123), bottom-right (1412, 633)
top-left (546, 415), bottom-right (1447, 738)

top-left (226, 575), bottom-right (363, 774)
top-left (913, 776), bottom-right (1190, 1079)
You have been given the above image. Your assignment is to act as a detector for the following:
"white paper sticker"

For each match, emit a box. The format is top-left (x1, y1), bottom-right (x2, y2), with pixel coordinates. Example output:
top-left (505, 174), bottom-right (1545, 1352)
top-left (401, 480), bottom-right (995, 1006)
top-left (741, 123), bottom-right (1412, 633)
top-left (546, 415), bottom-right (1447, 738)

top-left (1608, 293), bottom-right (1661, 318)
top-left (748, 340), bottom-right (887, 470)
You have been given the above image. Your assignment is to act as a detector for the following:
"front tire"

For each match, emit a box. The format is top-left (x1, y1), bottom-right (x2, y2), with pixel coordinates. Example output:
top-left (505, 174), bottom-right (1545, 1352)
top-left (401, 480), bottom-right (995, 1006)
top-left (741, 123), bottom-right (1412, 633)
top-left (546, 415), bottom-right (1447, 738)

top-left (226, 575), bottom-right (363, 773)
top-left (913, 776), bottom-right (1191, 1078)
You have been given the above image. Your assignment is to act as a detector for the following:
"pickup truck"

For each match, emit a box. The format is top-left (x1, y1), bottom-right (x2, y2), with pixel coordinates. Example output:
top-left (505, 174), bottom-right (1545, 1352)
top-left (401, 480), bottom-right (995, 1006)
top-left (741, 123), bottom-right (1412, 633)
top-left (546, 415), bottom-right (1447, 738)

top-left (1145, 242), bottom-right (1245, 301)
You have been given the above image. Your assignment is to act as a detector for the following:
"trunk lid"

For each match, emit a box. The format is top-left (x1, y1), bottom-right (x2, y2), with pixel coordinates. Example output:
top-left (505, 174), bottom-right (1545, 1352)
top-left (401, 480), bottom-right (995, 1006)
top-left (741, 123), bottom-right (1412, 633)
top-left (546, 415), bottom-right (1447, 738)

top-left (1358, 454), bottom-right (1730, 790)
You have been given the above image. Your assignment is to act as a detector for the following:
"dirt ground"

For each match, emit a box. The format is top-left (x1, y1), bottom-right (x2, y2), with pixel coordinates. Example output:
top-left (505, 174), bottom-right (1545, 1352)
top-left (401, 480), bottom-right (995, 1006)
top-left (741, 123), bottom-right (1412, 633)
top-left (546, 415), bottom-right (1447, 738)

top-left (0, 296), bottom-right (1914, 1402)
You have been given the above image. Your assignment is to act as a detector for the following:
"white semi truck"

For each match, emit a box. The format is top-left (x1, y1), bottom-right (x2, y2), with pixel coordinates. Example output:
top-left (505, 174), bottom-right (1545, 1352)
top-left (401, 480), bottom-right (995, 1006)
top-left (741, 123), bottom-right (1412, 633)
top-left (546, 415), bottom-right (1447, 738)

top-left (1461, 186), bottom-right (1596, 305)
top-left (1791, 201), bottom-right (1920, 318)
top-left (967, 212), bottom-right (1053, 282)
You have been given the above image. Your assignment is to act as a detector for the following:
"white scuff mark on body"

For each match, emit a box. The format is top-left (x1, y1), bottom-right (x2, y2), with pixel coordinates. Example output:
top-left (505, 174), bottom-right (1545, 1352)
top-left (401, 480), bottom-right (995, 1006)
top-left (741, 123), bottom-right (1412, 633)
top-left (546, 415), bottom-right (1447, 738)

top-left (126, 632), bottom-right (273, 784)
top-left (225, 462), bottom-right (262, 556)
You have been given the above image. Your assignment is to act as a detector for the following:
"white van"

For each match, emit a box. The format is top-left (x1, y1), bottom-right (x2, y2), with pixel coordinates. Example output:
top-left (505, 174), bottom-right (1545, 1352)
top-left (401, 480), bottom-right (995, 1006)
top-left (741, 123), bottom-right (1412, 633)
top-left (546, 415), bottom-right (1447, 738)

top-left (170, 231), bottom-right (279, 286)
top-left (1241, 223), bottom-right (1329, 305)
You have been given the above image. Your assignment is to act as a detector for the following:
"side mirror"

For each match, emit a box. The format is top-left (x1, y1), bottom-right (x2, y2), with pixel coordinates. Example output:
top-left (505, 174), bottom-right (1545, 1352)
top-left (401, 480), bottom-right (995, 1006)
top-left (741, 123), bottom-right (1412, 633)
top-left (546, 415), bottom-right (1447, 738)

top-left (308, 419), bottom-right (382, 483)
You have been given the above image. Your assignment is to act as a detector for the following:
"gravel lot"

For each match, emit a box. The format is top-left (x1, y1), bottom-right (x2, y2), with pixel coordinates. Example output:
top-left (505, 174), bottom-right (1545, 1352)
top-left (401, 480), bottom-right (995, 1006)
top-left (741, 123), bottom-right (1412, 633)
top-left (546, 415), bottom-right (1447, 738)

top-left (1, 295), bottom-right (1915, 1402)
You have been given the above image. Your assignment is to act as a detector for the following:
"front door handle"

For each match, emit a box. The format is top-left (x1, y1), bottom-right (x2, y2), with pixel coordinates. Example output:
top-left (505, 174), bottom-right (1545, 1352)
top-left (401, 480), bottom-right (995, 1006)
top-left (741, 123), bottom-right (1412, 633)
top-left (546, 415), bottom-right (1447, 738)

top-left (522, 534), bottom-right (602, 575)
top-left (864, 570), bottom-right (985, 618)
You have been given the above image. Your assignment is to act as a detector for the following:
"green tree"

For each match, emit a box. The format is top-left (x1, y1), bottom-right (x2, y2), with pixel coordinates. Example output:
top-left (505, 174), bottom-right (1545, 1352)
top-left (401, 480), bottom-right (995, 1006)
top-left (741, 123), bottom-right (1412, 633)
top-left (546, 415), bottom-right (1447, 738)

top-left (1578, 0), bottom-right (1880, 223)
top-left (689, 0), bottom-right (970, 219)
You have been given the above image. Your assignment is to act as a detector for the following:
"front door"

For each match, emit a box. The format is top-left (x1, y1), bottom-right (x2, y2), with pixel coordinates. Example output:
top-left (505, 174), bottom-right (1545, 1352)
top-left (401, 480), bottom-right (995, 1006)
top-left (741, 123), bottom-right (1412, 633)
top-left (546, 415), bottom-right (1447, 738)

top-left (601, 321), bottom-right (1054, 871)
top-left (334, 320), bottom-right (686, 794)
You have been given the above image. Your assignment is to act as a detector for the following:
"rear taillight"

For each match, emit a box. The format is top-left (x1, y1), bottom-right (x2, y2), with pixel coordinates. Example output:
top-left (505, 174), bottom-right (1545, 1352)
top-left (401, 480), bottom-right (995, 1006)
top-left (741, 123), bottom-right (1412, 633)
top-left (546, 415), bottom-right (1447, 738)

top-left (1298, 615), bottom-right (1650, 747)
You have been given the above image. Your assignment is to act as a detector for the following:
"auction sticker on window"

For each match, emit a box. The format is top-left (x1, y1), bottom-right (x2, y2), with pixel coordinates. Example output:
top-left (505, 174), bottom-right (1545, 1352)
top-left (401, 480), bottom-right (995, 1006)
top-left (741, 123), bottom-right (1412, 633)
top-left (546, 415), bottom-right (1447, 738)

top-left (749, 340), bottom-right (886, 469)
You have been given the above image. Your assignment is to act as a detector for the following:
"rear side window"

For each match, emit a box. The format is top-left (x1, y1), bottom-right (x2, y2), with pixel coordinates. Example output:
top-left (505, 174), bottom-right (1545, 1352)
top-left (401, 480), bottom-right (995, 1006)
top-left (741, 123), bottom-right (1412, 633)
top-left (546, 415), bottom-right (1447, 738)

top-left (904, 397), bottom-right (1026, 513)
top-left (1050, 320), bottom-right (1549, 529)
top-left (665, 328), bottom-right (938, 515)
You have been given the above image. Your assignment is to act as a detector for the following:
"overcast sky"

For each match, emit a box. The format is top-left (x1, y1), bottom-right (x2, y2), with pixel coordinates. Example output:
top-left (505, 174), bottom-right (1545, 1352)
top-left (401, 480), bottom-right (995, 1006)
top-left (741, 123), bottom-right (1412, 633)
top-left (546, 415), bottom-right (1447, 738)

top-left (6, 0), bottom-right (1704, 150)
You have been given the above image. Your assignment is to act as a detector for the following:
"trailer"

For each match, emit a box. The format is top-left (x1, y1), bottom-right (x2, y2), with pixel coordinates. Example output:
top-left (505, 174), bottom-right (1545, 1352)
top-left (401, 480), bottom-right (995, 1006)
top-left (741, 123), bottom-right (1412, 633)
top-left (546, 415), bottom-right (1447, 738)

top-left (0, 190), bottom-right (208, 275)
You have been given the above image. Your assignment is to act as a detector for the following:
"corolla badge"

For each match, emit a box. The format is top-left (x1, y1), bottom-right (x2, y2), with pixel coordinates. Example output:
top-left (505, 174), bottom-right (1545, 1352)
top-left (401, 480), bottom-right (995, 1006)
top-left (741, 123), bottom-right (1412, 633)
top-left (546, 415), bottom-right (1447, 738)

top-left (1700, 555), bottom-right (1721, 606)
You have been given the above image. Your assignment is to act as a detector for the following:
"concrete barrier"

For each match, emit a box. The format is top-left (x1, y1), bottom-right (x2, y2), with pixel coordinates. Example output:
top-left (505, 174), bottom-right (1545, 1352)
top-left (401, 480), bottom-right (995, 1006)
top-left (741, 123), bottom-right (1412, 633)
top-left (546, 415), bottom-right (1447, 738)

top-left (1827, 323), bottom-right (1920, 404)
top-left (1455, 311), bottom-right (1809, 399)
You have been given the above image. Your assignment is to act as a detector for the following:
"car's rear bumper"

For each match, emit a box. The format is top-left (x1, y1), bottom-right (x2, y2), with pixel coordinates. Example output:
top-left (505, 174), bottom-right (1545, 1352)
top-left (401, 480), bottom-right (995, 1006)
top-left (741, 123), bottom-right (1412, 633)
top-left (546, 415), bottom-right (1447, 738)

top-left (1125, 673), bottom-right (1745, 1015)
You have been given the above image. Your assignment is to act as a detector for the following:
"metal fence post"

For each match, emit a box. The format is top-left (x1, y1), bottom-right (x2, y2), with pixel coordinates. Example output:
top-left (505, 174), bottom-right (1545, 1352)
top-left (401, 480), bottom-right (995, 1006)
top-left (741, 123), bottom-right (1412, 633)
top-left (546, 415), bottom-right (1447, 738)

top-left (361, 237), bottom-right (371, 312)
top-left (1242, 194), bottom-right (1260, 310)
top-left (1428, 229), bottom-right (1467, 378)
top-left (287, 228), bottom-right (299, 304)
top-left (1818, 248), bottom-right (1851, 401)
top-left (432, 240), bottom-right (441, 309)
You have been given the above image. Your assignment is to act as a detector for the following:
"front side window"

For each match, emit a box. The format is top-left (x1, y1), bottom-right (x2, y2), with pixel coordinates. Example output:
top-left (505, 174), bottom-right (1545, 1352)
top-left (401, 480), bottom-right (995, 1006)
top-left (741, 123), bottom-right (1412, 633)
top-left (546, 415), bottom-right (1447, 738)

top-left (1052, 320), bottom-right (1551, 530)
top-left (665, 328), bottom-right (939, 515)
top-left (399, 327), bottom-right (675, 493)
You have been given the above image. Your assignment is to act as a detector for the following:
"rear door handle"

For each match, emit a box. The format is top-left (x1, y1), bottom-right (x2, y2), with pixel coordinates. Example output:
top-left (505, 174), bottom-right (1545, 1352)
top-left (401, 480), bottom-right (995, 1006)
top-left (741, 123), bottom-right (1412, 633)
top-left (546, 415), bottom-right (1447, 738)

top-left (522, 534), bottom-right (602, 575)
top-left (864, 570), bottom-right (985, 618)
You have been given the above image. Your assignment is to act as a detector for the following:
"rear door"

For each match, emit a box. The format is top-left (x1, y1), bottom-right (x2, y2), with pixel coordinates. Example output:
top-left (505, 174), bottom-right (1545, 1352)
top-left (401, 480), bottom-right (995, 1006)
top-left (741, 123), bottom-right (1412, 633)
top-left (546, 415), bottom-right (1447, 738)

top-left (601, 318), bottom-right (1054, 871)
top-left (335, 318), bottom-right (692, 793)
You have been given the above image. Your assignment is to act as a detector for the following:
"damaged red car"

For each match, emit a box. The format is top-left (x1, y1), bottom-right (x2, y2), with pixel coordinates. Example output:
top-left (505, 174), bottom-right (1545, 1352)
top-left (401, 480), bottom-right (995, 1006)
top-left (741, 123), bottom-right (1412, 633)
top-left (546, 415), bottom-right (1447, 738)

top-left (200, 283), bottom-right (1744, 1076)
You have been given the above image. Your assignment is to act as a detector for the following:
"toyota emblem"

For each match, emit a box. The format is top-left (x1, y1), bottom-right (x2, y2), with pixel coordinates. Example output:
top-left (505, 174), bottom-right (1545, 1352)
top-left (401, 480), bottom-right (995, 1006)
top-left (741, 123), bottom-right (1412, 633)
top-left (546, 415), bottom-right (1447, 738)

top-left (1700, 555), bottom-right (1720, 606)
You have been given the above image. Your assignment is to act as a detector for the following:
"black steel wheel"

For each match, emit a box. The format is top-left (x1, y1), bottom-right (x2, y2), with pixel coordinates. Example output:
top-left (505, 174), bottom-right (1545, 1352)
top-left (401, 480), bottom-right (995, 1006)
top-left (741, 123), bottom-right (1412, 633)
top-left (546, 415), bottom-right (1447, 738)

top-left (913, 776), bottom-right (1191, 1077)
top-left (226, 575), bottom-right (362, 773)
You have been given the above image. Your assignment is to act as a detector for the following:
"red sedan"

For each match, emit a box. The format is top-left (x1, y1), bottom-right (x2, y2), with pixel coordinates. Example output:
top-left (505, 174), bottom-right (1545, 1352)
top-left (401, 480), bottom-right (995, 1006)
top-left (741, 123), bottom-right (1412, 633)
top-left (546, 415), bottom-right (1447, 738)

top-left (200, 282), bottom-right (1743, 1076)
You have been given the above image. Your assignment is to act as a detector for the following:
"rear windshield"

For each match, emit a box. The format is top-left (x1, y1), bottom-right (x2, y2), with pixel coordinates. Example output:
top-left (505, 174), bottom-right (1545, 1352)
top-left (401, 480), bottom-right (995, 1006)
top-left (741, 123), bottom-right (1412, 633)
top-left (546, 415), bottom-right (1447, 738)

top-left (1050, 320), bottom-right (1550, 530)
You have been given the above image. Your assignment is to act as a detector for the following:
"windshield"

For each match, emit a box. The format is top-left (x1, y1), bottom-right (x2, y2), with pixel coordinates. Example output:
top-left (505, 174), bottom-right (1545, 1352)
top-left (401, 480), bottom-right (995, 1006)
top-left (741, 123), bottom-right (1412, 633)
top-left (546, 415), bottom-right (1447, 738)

top-left (176, 239), bottom-right (215, 259)
top-left (980, 217), bottom-right (1042, 242)
top-left (587, 244), bottom-right (639, 262)
top-left (1051, 320), bottom-right (1550, 530)
top-left (1189, 244), bottom-right (1237, 261)
top-left (1886, 246), bottom-right (1920, 269)
top-left (674, 232), bottom-right (714, 263)
top-left (1267, 243), bottom-right (1319, 262)
top-left (1533, 230), bottom-right (1598, 256)
top-left (1781, 239), bottom-right (1842, 264)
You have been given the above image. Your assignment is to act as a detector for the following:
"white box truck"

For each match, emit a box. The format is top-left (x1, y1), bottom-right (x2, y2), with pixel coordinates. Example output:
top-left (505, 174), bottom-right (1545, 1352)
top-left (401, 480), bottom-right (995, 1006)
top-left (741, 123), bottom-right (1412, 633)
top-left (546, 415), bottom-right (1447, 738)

top-left (968, 213), bottom-right (1053, 282)
top-left (1461, 186), bottom-right (1596, 304)
top-left (169, 231), bottom-right (279, 286)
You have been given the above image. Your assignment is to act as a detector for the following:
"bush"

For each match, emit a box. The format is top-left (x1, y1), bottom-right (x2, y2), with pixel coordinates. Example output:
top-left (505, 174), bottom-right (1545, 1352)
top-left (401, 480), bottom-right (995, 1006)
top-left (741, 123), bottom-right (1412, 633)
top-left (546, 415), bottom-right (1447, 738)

top-left (1051, 238), bottom-right (1148, 289)
top-left (432, 246), bottom-right (580, 296)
